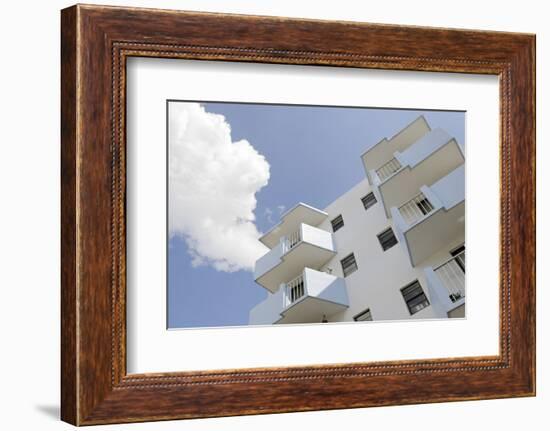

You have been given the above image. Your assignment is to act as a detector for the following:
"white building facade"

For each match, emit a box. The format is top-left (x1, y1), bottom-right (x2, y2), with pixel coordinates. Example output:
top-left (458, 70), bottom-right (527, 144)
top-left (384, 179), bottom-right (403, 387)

top-left (249, 116), bottom-right (466, 325)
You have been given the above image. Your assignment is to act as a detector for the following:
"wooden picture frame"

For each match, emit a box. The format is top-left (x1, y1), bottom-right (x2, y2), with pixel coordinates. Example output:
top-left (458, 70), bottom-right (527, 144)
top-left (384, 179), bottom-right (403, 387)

top-left (61, 4), bottom-right (536, 425)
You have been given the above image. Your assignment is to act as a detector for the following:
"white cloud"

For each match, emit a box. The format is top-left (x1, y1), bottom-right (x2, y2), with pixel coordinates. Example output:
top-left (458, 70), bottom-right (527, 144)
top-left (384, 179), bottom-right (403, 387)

top-left (169, 103), bottom-right (270, 272)
top-left (264, 207), bottom-right (274, 224)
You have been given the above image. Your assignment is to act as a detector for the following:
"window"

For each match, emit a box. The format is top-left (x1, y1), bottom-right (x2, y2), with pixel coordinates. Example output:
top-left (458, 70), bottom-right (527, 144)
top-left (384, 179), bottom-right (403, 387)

top-left (340, 253), bottom-right (358, 277)
top-left (450, 244), bottom-right (466, 272)
top-left (354, 308), bottom-right (373, 321)
top-left (331, 215), bottom-right (344, 232)
top-left (377, 227), bottom-right (398, 251)
top-left (401, 280), bottom-right (430, 315)
top-left (361, 192), bottom-right (377, 210)
top-left (416, 196), bottom-right (434, 215)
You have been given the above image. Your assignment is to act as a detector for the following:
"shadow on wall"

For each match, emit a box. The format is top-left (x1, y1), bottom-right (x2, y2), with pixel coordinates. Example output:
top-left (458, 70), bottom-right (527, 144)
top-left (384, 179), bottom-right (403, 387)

top-left (34, 404), bottom-right (59, 421)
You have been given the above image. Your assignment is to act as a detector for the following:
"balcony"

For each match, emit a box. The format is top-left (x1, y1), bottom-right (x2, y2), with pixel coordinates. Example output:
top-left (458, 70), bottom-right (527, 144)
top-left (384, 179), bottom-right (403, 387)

top-left (249, 268), bottom-right (349, 325)
top-left (259, 202), bottom-right (328, 248)
top-left (391, 165), bottom-right (465, 266)
top-left (396, 192), bottom-right (435, 226)
top-left (369, 128), bottom-right (465, 217)
top-left (254, 223), bottom-right (336, 292)
top-left (424, 250), bottom-right (466, 318)
top-left (376, 157), bottom-right (402, 182)
top-left (361, 116), bottom-right (431, 184)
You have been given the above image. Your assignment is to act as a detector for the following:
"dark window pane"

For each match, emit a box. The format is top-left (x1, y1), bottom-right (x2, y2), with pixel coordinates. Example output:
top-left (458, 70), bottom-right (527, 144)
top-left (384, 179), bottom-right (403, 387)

top-left (377, 227), bottom-right (398, 251)
top-left (361, 192), bottom-right (377, 210)
top-left (354, 308), bottom-right (373, 321)
top-left (401, 280), bottom-right (430, 315)
top-left (331, 215), bottom-right (344, 232)
top-left (450, 245), bottom-right (466, 272)
top-left (340, 253), bottom-right (358, 277)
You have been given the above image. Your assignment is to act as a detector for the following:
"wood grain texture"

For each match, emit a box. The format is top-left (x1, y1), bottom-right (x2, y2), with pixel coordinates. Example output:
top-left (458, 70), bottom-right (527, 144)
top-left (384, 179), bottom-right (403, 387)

top-left (60, 4), bottom-right (536, 425)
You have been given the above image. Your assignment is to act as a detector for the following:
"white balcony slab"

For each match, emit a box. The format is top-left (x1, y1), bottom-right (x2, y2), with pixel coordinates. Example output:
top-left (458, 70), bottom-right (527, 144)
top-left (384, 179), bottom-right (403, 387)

top-left (254, 223), bottom-right (336, 292)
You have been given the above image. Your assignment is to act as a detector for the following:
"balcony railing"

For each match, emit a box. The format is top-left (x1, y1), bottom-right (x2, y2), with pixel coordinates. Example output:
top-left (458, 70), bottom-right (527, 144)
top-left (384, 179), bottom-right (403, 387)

top-left (284, 273), bottom-right (306, 308)
top-left (434, 250), bottom-right (465, 303)
top-left (282, 229), bottom-right (301, 254)
top-left (397, 192), bottom-right (435, 226)
top-left (375, 157), bottom-right (402, 182)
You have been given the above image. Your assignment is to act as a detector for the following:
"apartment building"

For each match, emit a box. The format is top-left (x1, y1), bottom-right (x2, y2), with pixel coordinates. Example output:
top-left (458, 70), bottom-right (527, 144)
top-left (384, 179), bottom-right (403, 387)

top-left (249, 116), bottom-right (466, 325)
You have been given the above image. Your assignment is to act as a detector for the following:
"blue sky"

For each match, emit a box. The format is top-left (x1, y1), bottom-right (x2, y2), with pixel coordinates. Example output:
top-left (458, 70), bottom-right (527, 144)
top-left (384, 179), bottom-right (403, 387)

top-left (168, 102), bottom-right (465, 329)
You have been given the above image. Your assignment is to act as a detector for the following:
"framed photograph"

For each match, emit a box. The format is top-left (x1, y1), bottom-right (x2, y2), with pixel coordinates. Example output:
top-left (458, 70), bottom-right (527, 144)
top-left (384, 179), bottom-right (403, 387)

top-left (61, 4), bottom-right (536, 425)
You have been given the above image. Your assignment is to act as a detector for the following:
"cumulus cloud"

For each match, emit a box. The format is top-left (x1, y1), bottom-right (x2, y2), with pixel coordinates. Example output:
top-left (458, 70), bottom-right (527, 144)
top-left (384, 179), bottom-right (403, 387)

top-left (169, 103), bottom-right (270, 272)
